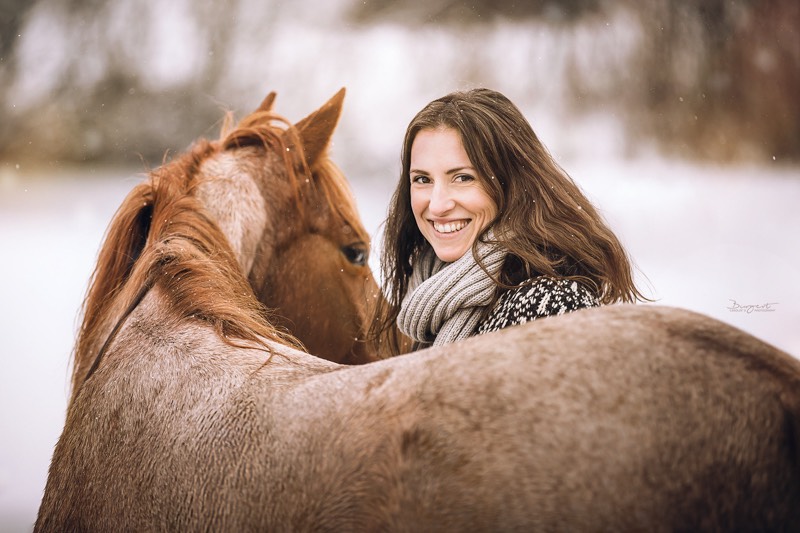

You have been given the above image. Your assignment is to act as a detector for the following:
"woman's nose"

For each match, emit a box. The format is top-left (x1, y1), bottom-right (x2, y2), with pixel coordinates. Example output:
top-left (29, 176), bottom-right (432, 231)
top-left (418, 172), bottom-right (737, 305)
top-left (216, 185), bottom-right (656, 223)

top-left (428, 183), bottom-right (455, 215)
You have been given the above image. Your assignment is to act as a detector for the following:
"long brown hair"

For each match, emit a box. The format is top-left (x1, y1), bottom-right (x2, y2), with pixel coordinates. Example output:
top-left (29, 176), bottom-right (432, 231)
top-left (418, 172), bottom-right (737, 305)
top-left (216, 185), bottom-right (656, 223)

top-left (373, 88), bottom-right (648, 354)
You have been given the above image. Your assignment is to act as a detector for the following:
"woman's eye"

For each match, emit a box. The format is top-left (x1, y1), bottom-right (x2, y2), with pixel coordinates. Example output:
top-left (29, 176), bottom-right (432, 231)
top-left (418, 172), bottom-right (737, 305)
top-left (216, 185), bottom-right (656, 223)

top-left (411, 175), bottom-right (430, 184)
top-left (454, 174), bottom-right (475, 183)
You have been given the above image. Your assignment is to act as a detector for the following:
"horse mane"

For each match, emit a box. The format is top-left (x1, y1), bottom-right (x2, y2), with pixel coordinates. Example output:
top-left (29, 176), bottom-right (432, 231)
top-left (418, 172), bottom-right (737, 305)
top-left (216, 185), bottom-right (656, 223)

top-left (72, 137), bottom-right (301, 397)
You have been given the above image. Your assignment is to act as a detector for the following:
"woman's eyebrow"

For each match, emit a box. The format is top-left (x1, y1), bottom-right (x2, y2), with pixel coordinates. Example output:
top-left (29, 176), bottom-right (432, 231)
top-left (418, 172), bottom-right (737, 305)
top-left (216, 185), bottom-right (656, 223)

top-left (410, 165), bottom-right (476, 175)
top-left (445, 166), bottom-right (476, 175)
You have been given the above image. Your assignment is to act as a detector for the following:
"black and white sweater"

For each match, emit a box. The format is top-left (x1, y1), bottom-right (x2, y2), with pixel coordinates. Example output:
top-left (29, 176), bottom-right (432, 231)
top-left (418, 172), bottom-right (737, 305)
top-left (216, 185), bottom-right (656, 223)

top-left (475, 276), bottom-right (599, 335)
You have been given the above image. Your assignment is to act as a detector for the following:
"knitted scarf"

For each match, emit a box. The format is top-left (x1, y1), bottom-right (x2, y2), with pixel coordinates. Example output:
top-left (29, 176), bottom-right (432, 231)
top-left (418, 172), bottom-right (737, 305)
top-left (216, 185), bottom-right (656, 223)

top-left (397, 239), bottom-right (507, 347)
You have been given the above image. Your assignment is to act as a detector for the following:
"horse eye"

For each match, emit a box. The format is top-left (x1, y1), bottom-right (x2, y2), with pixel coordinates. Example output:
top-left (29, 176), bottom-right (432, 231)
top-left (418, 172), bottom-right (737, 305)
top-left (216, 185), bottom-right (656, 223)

top-left (342, 244), bottom-right (368, 266)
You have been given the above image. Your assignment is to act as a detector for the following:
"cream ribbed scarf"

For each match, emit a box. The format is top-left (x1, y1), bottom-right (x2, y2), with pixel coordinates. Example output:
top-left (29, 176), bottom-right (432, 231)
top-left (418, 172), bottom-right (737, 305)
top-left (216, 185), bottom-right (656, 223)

top-left (397, 239), bottom-right (507, 347)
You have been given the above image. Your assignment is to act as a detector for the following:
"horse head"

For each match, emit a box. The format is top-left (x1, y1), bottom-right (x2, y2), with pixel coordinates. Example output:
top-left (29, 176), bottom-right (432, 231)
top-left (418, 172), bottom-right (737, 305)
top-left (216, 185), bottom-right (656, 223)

top-left (194, 88), bottom-right (382, 364)
top-left (72, 89), bottom-right (381, 396)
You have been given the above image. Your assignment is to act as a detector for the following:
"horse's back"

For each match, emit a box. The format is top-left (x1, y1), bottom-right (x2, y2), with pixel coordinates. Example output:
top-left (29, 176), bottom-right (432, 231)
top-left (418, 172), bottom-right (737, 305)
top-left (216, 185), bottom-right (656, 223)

top-left (37, 304), bottom-right (800, 531)
top-left (299, 304), bottom-right (800, 530)
top-left (393, 305), bottom-right (800, 529)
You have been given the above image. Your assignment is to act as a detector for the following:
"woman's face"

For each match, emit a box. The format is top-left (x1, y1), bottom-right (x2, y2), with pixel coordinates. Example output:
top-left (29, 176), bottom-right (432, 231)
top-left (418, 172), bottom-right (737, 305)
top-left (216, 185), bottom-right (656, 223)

top-left (409, 127), bottom-right (498, 263)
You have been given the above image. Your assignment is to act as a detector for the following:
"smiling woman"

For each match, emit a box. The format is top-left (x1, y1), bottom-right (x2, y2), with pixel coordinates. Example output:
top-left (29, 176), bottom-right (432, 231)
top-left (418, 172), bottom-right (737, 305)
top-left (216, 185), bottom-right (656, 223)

top-left (373, 88), bottom-right (649, 352)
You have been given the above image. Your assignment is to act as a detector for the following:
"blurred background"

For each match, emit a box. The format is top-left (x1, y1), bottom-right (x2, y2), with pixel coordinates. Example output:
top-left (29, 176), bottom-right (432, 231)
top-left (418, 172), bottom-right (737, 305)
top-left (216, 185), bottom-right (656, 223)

top-left (1, 0), bottom-right (798, 530)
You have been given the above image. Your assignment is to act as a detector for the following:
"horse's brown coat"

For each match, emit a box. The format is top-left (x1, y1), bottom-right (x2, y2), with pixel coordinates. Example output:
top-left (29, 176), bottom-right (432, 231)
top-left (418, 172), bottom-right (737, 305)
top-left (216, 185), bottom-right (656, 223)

top-left (37, 90), bottom-right (800, 531)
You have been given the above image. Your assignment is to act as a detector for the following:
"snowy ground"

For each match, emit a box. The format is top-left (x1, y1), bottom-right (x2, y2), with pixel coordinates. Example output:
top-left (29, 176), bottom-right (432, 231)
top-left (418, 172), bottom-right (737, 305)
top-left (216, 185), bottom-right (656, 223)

top-left (1, 153), bottom-right (798, 531)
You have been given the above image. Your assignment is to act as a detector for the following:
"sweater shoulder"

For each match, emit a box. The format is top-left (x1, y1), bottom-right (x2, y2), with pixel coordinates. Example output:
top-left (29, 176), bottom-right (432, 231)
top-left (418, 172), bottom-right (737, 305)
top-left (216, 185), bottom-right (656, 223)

top-left (476, 276), bottom-right (599, 335)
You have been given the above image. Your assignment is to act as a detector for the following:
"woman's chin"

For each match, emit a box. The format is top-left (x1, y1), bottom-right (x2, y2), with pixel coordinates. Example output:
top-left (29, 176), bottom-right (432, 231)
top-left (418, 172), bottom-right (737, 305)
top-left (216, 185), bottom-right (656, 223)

top-left (431, 244), bottom-right (469, 263)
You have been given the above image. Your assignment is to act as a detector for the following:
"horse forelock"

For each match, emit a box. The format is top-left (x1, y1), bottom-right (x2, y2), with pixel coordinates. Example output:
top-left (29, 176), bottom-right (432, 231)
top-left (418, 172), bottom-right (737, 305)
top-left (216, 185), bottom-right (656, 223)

top-left (221, 109), bottom-right (306, 220)
top-left (72, 139), bottom-right (300, 399)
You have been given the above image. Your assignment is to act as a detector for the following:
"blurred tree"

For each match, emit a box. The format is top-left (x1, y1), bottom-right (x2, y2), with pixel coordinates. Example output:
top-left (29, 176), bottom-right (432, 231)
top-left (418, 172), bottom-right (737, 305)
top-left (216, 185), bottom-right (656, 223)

top-left (0, 0), bottom-right (39, 151)
top-left (0, 0), bottom-right (245, 165)
top-left (0, 0), bottom-right (36, 59)
top-left (627, 0), bottom-right (799, 161)
top-left (350, 0), bottom-right (604, 24)
top-left (0, 0), bottom-right (797, 165)
top-left (351, 0), bottom-right (800, 162)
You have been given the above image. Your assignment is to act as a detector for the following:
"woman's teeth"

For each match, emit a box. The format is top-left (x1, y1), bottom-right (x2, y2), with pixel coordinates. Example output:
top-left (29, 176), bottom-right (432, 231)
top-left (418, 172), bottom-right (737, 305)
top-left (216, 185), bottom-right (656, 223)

top-left (433, 220), bottom-right (468, 233)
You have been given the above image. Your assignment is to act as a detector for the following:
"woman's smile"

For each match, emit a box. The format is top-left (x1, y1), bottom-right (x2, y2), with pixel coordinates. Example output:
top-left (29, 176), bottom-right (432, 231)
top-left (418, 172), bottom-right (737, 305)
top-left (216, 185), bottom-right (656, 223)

top-left (432, 219), bottom-right (469, 234)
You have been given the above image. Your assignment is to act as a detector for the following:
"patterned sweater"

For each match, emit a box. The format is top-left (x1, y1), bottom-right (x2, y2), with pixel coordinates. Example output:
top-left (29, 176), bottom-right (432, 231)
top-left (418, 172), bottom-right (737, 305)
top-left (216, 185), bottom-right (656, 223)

top-left (475, 276), bottom-right (599, 335)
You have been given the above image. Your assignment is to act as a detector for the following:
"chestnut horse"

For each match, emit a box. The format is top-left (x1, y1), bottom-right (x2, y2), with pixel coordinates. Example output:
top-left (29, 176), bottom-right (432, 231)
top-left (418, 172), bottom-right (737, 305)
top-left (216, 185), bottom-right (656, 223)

top-left (67, 88), bottom-right (380, 400)
top-left (37, 90), bottom-right (800, 531)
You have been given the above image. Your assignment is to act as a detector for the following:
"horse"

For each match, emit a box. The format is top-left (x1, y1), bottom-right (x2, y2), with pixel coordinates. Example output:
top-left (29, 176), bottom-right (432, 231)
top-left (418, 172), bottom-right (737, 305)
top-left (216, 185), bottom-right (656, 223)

top-left (67, 87), bottom-right (381, 400)
top-left (37, 89), bottom-right (800, 531)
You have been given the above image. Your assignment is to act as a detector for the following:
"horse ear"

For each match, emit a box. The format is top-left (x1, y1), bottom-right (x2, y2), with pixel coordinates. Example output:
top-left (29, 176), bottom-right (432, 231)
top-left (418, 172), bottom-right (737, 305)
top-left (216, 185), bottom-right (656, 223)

top-left (257, 91), bottom-right (277, 113)
top-left (290, 88), bottom-right (345, 167)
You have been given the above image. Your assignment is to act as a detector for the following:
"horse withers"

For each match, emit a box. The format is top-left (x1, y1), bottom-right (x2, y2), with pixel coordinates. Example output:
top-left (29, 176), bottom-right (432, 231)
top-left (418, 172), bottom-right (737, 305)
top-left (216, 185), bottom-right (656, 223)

top-left (36, 89), bottom-right (800, 531)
